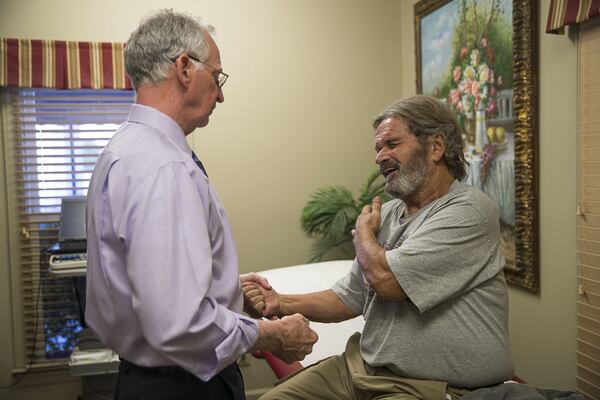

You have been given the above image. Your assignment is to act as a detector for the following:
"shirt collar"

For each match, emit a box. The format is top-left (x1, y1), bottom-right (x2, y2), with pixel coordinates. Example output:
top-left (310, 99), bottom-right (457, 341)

top-left (127, 104), bottom-right (192, 156)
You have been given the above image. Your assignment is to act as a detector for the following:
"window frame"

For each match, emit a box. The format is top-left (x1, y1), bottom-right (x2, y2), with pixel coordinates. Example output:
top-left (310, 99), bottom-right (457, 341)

top-left (1, 88), bottom-right (134, 372)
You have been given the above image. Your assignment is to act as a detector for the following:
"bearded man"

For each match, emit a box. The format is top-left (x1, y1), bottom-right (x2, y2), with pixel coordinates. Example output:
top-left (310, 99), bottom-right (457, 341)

top-left (244, 95), bottom-right (514, 400)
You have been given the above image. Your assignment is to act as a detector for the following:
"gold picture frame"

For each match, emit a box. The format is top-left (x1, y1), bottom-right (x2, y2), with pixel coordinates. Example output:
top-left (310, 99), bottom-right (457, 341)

top-left (414, 0), bottom-right (538, 291)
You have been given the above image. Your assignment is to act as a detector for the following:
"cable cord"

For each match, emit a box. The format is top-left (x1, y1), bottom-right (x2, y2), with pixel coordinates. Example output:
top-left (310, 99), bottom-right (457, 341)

top-left (0, 248), bottom-right (45, 389)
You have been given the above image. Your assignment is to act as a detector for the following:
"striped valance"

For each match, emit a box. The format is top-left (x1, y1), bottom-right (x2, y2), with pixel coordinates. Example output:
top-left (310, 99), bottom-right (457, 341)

top-left (0, 38), bottom-right (132, 89)
top-left (547, 0), bottom-right (600, 34)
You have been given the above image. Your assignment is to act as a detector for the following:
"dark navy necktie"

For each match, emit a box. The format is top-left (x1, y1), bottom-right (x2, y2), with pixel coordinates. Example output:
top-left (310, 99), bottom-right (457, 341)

top-left (191, 151), bottom-right (208, 177)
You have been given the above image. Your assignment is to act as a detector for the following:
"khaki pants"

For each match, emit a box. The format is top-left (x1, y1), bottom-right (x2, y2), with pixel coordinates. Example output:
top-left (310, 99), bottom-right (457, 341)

top-left (259, 333), bottom-right (471, 400)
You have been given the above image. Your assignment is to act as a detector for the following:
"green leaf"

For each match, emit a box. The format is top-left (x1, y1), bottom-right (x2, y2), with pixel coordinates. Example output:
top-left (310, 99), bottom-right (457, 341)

top-left (301, 169), bottom-right (391, 263)
top-left (308, 236), bottom-right (354, 263)
top-left (301, 186), bottom-right (356, 237)
top-left (357, 169), bottom-right (390, 207)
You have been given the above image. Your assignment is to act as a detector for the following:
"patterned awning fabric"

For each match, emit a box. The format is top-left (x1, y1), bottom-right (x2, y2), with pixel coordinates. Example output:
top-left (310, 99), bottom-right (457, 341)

top-left (0, 38), bottom-right (132, 89)
top-left (546, 0), bottom-right (600, 34)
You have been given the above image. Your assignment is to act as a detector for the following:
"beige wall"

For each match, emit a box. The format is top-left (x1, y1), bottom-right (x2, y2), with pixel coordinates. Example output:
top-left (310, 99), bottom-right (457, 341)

top-left (397, 0), bottom-right (578, 390)
top-left (0, 0), bottom-right (581, 397)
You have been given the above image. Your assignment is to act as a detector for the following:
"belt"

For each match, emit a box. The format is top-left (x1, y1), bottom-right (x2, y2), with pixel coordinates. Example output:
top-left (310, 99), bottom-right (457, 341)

top-left (119, 358), bottom-right (239, 380)
top-left (120, 358), bottom-right (196, 379)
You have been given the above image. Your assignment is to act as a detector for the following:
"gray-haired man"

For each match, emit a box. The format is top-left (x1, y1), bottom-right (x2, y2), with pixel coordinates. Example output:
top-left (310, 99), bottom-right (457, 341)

top-left (86, 10), bottom-right (317, 400)
top-left (245, 95), bottom-right (514, 400)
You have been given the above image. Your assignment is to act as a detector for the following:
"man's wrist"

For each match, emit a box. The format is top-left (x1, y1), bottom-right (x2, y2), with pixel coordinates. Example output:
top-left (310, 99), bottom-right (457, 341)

top-left (251, 319), bottom-right (282, 353)
top-left (278, 295), bottom-right (291, 317)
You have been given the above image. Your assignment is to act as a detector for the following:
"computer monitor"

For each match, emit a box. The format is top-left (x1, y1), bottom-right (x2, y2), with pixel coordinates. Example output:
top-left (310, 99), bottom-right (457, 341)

top-left (58, 196), bottom-right (87, 242)
top-left (48, 196), bottom-right (87, 254)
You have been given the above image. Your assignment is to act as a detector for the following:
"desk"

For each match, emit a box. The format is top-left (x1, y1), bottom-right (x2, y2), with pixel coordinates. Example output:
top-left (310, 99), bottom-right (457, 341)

top-left (48, 258), bottom-right (118, 394)
top-left (68, 348), bottom-right (119, 399)
top-left (69, 348), bottom-right (119, 376)
top-left (48, 266), bottom-right (87, 277)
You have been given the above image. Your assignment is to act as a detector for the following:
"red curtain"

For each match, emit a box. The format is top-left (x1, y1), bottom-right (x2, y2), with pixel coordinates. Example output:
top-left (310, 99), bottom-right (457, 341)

top-left (547, 0), bottom-right (600, 34)
top-left (0, 38), bottom-right (132, 89)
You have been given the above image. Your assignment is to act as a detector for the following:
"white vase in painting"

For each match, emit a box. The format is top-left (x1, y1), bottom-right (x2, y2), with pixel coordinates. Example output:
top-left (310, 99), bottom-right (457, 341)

top-left (475, 107), bottom-right (487, 149)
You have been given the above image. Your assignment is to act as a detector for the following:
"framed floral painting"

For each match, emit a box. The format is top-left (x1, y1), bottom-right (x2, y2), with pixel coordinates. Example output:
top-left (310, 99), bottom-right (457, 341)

top-left (414, 0), bottom-right (538, 291)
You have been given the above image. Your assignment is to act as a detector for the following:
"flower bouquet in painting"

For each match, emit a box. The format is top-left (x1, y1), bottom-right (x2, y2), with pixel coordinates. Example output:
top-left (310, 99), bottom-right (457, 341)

top-left (447, 38), bottom-right (501, 148)
top-left (441, 0), bottom-right (513, 153)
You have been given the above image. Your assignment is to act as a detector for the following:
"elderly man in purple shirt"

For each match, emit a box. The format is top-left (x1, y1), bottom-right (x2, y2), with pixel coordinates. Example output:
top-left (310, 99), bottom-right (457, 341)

top-left (85, 9), bottom-right (317, 400)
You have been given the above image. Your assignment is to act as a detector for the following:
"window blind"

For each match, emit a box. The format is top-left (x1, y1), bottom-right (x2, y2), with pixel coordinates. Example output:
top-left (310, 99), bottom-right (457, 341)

top-left (6, 88), bottom-right (134, 367)
top-left (578, 19), bottom-right (600, 400)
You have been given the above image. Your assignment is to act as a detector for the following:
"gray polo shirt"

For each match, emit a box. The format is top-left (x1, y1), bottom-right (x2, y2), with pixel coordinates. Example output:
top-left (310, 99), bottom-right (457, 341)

top-left (332, 180), bottom-right (514, 388)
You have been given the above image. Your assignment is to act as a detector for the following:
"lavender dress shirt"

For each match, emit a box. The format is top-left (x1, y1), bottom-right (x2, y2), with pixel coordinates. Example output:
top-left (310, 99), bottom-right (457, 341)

top-left (85, 104), bottom-right (258, 380)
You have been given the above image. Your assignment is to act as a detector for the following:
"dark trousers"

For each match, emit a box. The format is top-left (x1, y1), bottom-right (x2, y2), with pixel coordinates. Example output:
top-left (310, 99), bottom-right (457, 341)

top-left (115, 359), bottom-right (245, 400)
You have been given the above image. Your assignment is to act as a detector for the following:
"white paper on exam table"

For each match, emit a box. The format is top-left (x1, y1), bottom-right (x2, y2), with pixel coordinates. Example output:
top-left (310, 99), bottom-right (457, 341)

top-left (258, 260), bottom-right (364, 367)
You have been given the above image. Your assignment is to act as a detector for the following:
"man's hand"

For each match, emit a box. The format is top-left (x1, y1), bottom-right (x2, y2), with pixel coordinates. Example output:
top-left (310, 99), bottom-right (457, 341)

top-left (242, 282), bottom-right (265, 319)
top-left (240, 272), bottom-right (271, 290)
top-left (240, 273), bottom-right (283, 318)
top-left (269, 314), bottom-right (318, 364)
top-left (352, 197), bottom-right (407, 301)
top-left (240, 273), bottom-right (275, 318)
top-left (352, 196), bottom-right (382, 241)
top-left (352, 196), bottom-right (382, 268)
top-left (242, 282), bottom-right (282, 318)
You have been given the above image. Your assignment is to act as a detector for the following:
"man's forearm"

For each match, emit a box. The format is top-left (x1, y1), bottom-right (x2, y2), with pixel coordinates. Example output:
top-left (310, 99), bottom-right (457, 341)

top-left (355, 230), bottom-right (407, 301)
top-left (278, 290), bottom-right (357, 323)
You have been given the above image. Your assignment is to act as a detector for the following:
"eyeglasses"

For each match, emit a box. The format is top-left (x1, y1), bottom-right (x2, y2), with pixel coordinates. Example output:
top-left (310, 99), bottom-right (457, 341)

top-left (173, 54), bottom-right (229, 89)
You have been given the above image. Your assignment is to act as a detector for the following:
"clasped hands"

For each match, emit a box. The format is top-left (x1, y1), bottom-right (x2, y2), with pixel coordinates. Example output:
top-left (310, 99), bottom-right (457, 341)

top-left (240, 274), bottom-right (280, 320)
top-left (240, 273), bottom-right (317, 363)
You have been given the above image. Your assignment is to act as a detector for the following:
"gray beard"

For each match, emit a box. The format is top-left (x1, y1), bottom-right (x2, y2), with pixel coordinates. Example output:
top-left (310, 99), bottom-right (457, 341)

top-left (384, 149), bottom-right (430, 199)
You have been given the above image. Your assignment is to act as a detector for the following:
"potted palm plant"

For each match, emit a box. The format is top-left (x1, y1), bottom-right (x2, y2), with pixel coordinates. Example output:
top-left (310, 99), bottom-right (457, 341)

top-left (300, 170), bottom-right (389, 262)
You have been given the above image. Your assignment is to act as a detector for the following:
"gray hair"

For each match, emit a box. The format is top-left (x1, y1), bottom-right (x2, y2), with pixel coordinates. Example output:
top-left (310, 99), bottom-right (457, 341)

top-left (373, 95), bottom-right (468, 181)
top-left (125, 9), bottom-right (214, 89)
